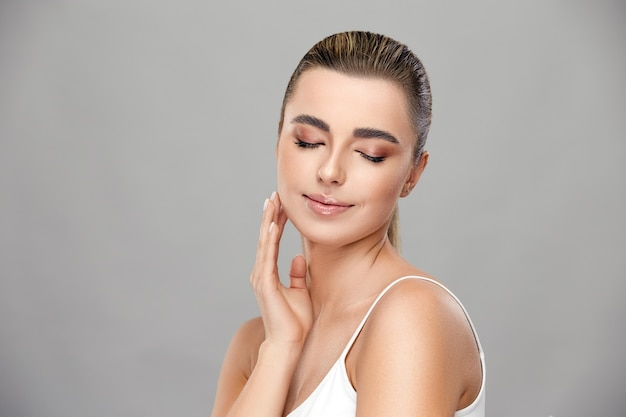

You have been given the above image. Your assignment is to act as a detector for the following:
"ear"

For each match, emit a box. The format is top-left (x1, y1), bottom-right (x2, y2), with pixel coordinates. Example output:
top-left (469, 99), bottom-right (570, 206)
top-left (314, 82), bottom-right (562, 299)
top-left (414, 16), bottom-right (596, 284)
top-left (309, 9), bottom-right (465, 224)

top-left (400, 151), bottom-right (429, 197)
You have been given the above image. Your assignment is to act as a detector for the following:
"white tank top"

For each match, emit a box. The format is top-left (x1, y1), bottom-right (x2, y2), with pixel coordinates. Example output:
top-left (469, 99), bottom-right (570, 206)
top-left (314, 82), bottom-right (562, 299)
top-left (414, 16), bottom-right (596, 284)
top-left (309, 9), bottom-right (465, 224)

top-left (286, 276), bottom-right (486, 417)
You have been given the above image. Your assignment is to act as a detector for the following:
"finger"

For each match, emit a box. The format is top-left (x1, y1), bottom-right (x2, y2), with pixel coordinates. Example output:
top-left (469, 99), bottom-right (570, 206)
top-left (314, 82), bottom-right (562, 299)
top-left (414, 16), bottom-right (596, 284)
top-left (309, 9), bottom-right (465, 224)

top-left (270, 196), bottom-right (289, 245)
top-left (263, 219), bottom-right (280, 278)
top-left (270, 191), bottom-right (280, 224)
top-left (252, 195), bottom-right (277, 287)
top-left (259, 196), bottom-right (275, 241)
top-left (273, 192), bottom-right (289, 230)
top-left (254, 198), bottom-right (271, 266)
top-left (260, 193), bottom-right (283, 284)
top-left (267, 192), bottom-right (287, 241)
top-left (289, 254), bottom-right (307, 289)
top-left (259, 194), bottom-right (290, 293)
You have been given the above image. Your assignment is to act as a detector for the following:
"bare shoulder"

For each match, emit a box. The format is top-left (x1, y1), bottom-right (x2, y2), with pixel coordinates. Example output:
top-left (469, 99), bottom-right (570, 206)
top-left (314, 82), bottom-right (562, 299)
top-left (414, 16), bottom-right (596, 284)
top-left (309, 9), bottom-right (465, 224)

top-left (374, 277), bottom-right (469, 329)
top-left (357, 277), bottom-right (474, 355)
top-left (228, 316), bottom-right (266, 376)
top-left (349, 277), bottom-right (482, 415)
top-left (211, 317), bottom-right (265, 417)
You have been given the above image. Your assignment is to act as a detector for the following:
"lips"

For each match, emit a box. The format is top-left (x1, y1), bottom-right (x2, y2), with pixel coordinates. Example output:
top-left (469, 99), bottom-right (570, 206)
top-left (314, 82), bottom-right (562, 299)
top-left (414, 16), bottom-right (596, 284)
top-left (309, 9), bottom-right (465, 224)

top-left (304, 194), bottom-right (353, 216)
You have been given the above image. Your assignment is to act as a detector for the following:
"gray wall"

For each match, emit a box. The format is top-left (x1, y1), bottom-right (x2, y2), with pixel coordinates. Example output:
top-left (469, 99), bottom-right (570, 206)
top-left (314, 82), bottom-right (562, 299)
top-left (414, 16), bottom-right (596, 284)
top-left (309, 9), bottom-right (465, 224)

top-left (1, 1), bottom-right (624, 416)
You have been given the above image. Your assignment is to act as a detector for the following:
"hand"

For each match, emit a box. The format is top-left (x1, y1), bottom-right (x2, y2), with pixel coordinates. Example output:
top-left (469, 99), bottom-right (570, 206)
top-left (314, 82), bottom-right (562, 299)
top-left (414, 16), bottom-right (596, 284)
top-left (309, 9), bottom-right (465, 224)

top-left (250, 192), bottom-right (313, 348)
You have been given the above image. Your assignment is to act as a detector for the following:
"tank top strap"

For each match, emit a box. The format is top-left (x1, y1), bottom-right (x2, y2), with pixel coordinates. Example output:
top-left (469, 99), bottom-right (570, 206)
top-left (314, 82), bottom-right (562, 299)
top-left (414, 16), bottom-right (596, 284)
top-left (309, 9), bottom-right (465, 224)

top-left (338, 276), bottom-right (485, 360)
top-left (337, 276), bottom-right (417, 359)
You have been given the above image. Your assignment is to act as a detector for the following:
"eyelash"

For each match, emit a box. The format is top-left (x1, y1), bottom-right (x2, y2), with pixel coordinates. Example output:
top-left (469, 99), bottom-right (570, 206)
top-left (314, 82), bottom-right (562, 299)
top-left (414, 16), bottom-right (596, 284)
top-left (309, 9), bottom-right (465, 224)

top-left (294, 139), bottom-right (385, 163)
top-left (294, 139), bottom-right (321, 149)
top-left (358, 152), bottom-right (385, 163)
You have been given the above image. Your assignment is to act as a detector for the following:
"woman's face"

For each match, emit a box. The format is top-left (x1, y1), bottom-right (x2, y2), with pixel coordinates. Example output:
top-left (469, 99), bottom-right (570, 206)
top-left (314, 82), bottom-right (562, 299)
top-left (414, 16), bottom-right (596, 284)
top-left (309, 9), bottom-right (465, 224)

top-left (277, 68), bottom-right (426, 247)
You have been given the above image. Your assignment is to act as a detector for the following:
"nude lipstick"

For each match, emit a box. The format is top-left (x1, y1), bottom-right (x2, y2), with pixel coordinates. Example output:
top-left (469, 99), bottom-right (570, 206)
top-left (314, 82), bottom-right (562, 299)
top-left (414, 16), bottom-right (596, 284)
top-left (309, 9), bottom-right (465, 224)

top-left (304, 194), bottom-right (353, 216)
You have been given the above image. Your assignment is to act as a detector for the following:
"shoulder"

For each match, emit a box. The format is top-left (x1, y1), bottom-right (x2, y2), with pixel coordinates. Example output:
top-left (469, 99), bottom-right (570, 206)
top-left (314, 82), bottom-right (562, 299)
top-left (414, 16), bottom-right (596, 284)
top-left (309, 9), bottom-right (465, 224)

top-left (377, 277), bottom-right (466, 324)
top-left (211, 317), bottom-right (265, 417)
top-left (228, 316), bottom-right (265, 377)
top-left (357, 277), bottom-right (470, 356)
top-left (348, 277), bottom-right (481, 415)
top-left (234, 315), bottom-right (265, 345)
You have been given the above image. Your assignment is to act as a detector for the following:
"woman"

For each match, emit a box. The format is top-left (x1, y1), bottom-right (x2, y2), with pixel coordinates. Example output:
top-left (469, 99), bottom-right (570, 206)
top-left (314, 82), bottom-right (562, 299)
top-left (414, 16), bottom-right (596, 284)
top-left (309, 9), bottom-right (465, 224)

top-left (211, 31), bottom-right (485, 417)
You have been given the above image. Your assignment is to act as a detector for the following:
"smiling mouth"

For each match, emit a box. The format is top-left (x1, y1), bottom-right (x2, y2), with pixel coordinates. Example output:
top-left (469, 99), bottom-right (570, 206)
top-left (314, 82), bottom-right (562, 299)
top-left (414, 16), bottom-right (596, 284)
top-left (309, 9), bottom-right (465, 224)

top-left (304, 194), bottom-right (353, 215)
top-left (305, 194), bottom-right (352, 206)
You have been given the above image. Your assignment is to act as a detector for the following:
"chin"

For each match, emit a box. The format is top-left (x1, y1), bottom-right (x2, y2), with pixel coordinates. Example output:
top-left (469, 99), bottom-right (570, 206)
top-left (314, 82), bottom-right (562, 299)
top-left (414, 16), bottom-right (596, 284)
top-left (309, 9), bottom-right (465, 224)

top-left (289, 215), bottom-right (382, 248)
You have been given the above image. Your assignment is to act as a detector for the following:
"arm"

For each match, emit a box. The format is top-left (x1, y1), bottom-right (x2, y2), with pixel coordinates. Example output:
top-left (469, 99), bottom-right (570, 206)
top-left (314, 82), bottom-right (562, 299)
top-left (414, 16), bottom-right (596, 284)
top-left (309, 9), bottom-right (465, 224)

top-left (210, 319), bottom-right (304, 417)
top-left (352, 279), bottom-right (482, 417)
top-left (211, 193), bottom-right (313, 417)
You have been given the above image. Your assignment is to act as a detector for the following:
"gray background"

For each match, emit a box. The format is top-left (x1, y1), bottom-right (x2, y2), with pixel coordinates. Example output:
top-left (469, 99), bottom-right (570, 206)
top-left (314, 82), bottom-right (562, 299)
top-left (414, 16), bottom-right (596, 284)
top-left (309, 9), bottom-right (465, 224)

top-left (1, 1), bottom-right (624, 416)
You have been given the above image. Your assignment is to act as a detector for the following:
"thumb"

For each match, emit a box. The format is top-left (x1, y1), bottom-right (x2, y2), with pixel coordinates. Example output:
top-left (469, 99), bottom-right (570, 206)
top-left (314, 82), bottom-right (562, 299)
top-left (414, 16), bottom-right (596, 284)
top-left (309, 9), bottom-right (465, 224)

top-left (289, 254), bottom-right (307, 289)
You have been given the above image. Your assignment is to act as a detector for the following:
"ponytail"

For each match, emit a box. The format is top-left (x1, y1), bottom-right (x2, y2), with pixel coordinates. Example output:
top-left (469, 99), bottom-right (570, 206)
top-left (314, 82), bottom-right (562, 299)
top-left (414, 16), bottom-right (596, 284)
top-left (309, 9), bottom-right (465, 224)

top-left (387, 205), bottom-right (401, 251)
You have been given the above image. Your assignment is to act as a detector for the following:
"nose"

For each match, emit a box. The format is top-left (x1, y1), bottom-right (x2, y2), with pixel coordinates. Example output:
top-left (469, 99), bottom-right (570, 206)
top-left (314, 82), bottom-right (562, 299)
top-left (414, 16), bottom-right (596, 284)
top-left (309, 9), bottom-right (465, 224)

top-left (317, 152), bottom-right (346, 185)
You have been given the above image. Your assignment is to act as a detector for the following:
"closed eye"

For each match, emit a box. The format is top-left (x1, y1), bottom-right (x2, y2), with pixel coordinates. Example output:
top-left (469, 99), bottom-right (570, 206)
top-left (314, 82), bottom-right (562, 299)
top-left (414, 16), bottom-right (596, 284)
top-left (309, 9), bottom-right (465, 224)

top-left (294, 139), bottom-right (322, 149)
top-left (357, 151), bottom-right (385, 163)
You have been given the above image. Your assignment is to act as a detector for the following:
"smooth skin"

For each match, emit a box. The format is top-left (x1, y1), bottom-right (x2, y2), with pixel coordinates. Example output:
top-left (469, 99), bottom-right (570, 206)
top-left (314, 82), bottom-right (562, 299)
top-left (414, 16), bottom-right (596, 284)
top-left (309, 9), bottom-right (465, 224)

top-left (211, 69), bottom-right (482, 417)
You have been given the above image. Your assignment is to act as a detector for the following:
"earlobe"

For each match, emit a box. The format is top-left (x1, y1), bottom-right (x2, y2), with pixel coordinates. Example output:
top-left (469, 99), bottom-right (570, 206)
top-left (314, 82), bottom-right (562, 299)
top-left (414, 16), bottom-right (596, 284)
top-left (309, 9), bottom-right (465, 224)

top-left (400, 182), bottom-right (412, 197)
top-left (401, 151), bottom-right (429, 197)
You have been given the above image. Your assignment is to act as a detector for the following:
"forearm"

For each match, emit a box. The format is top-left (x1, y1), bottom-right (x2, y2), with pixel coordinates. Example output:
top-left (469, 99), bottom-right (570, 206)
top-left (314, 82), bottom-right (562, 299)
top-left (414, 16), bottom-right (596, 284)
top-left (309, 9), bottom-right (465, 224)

top-left (226, 342), bottom-right (302, 417)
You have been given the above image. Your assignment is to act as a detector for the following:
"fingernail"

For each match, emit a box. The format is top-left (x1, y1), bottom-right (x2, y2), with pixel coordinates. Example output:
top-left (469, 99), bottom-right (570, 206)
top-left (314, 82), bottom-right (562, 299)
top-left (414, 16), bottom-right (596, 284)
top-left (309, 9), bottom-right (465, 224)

top-left (270, 191), bottom-right (277, 201)
top-left (263, 198), bottom-right (269, 211)
top-left (268, 222), bottom-right (275, 234)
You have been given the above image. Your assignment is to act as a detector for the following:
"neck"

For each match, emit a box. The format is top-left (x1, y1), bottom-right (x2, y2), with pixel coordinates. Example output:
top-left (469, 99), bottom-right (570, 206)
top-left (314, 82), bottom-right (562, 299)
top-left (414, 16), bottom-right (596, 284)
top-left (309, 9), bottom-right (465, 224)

top-left (302, 232), bottom-right (401, 319)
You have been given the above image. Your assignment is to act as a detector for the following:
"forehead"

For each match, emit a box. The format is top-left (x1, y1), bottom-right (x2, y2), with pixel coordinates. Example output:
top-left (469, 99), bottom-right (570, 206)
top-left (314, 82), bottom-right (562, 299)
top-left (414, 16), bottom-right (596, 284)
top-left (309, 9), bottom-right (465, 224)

top-left (285, 68), bottom-right (413, 141)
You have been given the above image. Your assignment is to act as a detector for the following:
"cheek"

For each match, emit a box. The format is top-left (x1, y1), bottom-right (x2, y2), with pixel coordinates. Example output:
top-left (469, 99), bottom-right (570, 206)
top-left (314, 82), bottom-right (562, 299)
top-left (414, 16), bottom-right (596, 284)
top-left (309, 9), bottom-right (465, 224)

top-left (358, 166), bottom-right (406, 201)
top-left (276, 141), bottom-right (303, 210)
top-left (276, 136), bottom-right (319, 184)
top-left (276, 142), bottom-right (297, 186)
top-left (379, 178), bottom-right (404, 213)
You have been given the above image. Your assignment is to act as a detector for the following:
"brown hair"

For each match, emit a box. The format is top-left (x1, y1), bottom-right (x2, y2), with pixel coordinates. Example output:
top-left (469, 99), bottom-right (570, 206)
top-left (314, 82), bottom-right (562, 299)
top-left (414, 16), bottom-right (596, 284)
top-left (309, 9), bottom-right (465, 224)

top-left (279, 31), bottom-right (432, 249)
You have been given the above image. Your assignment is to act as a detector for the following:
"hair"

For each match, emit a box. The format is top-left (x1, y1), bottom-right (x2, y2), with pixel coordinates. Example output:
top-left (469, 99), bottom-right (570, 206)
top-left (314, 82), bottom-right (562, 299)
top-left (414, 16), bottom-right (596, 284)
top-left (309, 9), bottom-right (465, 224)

top-left (278, 31), bottom-right (432, 249)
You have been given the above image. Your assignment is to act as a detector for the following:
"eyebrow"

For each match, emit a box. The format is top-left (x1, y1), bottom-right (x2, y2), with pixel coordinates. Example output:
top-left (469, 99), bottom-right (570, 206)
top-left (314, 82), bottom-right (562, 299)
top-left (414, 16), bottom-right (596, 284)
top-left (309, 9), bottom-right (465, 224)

top-left (291, 114), bottom-right (399, 144)
top-left (353, 127), bottom-right (399, 144)
top-left (291, 114), bottom-right (330, 132)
